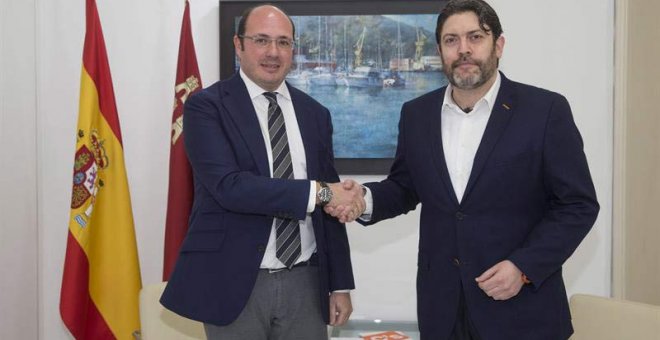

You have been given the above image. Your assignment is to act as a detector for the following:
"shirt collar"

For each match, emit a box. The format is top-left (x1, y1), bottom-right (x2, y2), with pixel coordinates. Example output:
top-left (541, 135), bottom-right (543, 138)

top-left (239, 69), bottom-right (292, 102)
top-left (442, 72), bottom-right (501, 113)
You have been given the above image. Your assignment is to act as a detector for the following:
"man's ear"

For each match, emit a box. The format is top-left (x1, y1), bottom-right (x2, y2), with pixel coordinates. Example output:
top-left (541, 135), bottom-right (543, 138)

top-left (495, 35), bottom-right (505, 59)
top-left (233, 34), bottom-right (243, 53)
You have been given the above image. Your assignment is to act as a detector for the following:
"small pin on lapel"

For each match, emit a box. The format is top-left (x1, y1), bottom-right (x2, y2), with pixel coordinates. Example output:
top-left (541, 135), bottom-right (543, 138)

top-left (502, 104), bottom-right (511, 110)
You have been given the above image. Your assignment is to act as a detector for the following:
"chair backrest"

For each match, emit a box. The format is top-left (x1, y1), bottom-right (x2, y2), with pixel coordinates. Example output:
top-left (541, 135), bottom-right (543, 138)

top-left (569, 294), bottom-right (660, 340)
top-left (139, 282), bottom-right (206, 340)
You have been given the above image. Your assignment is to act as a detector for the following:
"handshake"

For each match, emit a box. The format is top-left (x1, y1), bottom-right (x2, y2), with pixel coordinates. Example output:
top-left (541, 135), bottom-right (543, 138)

top-left (321, 180), bottom-right (366, 223)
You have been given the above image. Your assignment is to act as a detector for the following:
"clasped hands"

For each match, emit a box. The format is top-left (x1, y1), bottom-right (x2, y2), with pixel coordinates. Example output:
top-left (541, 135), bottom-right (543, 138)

top-left (324, 180), bottom-right (365, 223)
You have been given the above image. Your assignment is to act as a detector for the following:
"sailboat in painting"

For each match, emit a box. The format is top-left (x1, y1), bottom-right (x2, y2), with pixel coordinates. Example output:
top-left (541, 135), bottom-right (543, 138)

top-left (309, 16), bottom-right (336, 86)
top-left (383, 17), bottom-right (406, 87)
top-left (286, 17), bottom-right (309, 87)
top-left (345, 26), bottom-right (383, 88)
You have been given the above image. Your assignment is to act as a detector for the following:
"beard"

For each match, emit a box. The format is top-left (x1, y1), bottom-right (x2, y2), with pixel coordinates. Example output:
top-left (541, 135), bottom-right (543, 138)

top-left (442, 46), bottom-right (498, 90)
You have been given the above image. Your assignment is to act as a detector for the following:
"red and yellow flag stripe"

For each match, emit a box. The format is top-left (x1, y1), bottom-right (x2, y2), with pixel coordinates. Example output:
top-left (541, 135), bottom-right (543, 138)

top-left (60, 1), bottom-right (141, 339)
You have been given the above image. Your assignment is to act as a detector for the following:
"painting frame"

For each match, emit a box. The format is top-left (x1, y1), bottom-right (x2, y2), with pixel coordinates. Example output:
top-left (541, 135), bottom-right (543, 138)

top-left (219, 0), bottom-right (446, 174)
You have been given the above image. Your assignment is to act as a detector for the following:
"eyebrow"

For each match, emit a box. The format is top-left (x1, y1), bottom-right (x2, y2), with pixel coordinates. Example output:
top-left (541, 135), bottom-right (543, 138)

top-left (251, 33), bottom-right (293, 40)
top-left (442, 29), bottom-right (490, 39)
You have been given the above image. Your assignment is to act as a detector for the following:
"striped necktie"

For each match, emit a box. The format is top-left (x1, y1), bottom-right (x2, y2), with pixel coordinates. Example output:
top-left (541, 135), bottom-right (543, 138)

top-left (263, 92), bottom-right (301, 268)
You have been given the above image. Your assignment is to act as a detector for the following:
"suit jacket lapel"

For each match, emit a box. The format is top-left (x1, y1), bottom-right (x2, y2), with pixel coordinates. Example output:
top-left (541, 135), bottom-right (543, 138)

top-left (429, 87), bottom-right (460, 207)
top-left (462, 73), bottom-right (517, 202)
top-left (220, 74), bottom-right (270, 177)
top-left (288, 84), bottom-right (319, 180)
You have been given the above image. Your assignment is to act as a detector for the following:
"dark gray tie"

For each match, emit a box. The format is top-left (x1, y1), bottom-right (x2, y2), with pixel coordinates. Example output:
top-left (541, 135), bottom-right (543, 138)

top-left (263, 92), bottom-right (301, 268)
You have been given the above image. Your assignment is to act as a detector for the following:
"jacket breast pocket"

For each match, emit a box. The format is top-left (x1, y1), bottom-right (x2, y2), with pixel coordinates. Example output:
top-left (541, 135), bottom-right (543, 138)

top-left (180, 230), bottom-right (226, 253)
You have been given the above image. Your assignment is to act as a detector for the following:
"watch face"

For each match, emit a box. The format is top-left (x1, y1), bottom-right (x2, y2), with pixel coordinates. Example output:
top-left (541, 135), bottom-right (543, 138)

top-left (319, 187), bottom-right (333, 205)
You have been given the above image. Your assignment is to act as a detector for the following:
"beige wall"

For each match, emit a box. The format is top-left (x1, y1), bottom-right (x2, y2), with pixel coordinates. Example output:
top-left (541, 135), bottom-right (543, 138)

top-left (617, 0), bottom-right (660, 304)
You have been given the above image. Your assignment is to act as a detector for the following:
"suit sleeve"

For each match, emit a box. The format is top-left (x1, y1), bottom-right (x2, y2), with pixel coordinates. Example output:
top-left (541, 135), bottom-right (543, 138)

top-left (318, 108), bottom-right (355, 290)
top-left (183, 91), bottom-right (309, 220)
top-left (360, 103), bottom-right (420, 225)
top-left (508, 95), bottom-right (599, 288)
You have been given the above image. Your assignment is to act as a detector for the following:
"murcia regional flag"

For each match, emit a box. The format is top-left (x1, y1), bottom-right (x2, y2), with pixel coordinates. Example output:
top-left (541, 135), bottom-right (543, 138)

top-left (60, 0), bottom-right (142, 339)
top-left (163, 0), bottom-right (202, 281)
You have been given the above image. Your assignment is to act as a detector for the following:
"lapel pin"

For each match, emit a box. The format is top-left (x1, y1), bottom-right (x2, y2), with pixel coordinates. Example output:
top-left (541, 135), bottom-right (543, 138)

top-left (502, 103), bottom-right (511, 110)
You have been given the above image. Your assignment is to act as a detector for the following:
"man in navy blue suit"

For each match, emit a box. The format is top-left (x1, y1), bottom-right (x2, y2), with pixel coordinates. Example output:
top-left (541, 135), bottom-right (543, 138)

top-left (328, 0), bottom-right (599, 339)
top-left (161, 4), bottom-right (363, 339)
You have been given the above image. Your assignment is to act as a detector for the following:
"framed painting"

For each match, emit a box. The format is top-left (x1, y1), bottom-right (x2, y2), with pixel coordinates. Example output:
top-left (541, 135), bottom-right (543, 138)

top-left (219, 0), bottom-right (448, 174)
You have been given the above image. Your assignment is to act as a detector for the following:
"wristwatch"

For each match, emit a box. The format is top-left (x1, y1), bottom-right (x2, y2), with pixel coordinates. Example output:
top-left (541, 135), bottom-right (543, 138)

top-left (317, 181), bottom-right (333, 207)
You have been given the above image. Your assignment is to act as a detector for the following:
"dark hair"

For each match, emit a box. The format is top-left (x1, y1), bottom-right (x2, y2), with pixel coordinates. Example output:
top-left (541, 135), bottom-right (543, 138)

top-left (435, 0), bottom-right (503, 45)
top-left (236, 4), bottom-right (296, 50)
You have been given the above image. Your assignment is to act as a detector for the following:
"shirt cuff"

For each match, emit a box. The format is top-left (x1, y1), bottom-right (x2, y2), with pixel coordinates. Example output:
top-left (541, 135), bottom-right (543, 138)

top-left (332, 290), bottom-right (351, 293)
top-left (359, 186), bottom-right (373, 222)
top-left (306, 181), bottom-right (316, 213)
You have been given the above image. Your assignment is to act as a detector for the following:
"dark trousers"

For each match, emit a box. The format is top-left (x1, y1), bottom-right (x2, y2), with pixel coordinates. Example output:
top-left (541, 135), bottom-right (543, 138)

top-left (450, 286), bottom-right (481, 340)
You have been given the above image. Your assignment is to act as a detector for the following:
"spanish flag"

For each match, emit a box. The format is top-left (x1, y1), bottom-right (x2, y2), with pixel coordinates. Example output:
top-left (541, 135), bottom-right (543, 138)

top-left (60, 0), bottom-right (142, 339)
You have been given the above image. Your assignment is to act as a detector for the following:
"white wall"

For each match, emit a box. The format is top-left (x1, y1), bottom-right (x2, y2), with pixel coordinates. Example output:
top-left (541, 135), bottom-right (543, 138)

top-left (0, 1), bottom-right (38, 339)
top-left (2, 0), bottom-right (610, 338)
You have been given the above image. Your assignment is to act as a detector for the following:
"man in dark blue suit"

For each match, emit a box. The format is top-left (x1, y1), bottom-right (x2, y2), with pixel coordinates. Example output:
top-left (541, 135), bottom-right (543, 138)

top-left (161, 4), bottom-right (363, 339)
top-left (328, 0), bottom-right (599, 339)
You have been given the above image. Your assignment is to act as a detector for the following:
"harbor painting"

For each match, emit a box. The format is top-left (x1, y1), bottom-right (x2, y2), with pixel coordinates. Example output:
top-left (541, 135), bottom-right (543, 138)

top-left (220, 1), bottom-right (446, 173)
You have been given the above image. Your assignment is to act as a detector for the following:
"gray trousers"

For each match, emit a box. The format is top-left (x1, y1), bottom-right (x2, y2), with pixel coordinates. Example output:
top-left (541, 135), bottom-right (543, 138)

top-left (204, 266), bottom-right (327, 340)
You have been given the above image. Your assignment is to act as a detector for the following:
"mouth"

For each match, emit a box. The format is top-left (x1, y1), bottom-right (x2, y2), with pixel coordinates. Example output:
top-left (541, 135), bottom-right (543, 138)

top-left (261, 62), bottom-right (281, 72)
top-left (455, 63), bottom-right (476, 71)
top-left (453, 56), bottom-right (478, 68)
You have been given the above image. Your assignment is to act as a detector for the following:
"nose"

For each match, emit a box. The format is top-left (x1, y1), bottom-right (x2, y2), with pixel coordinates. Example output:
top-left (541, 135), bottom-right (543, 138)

top-left (457, 37), bottom-right (471, 56)
top-left (265, 40), bottom-right (280, 56)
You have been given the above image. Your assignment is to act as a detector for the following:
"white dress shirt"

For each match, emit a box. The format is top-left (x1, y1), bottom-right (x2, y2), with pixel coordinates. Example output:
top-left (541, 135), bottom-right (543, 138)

top-left (442, 73), bottom-right (501, 202)
top-left (240, 70), bottom-right (317, 269)
top-left (362, 73), bottom-right (501, 216)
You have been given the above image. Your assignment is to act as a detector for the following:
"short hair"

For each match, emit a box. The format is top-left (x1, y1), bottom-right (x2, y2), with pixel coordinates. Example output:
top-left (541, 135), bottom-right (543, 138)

top-left (236, 4), bottom-right (296, 50)
top-left (435, 0), bottom-right (503, 45)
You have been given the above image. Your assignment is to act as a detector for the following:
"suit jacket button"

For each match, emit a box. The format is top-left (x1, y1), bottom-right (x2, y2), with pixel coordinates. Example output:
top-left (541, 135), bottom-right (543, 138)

top-left (455, 212), bottom-right (464, 220)
top-left (453, 258), bottom-right (461, 266)
top-left (257, 245), bottom-right (265, 253)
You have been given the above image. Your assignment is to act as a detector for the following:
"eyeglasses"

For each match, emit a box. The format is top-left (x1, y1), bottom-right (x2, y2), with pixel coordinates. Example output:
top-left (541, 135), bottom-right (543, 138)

top-left (240, 35), bottom-right (295, 50)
